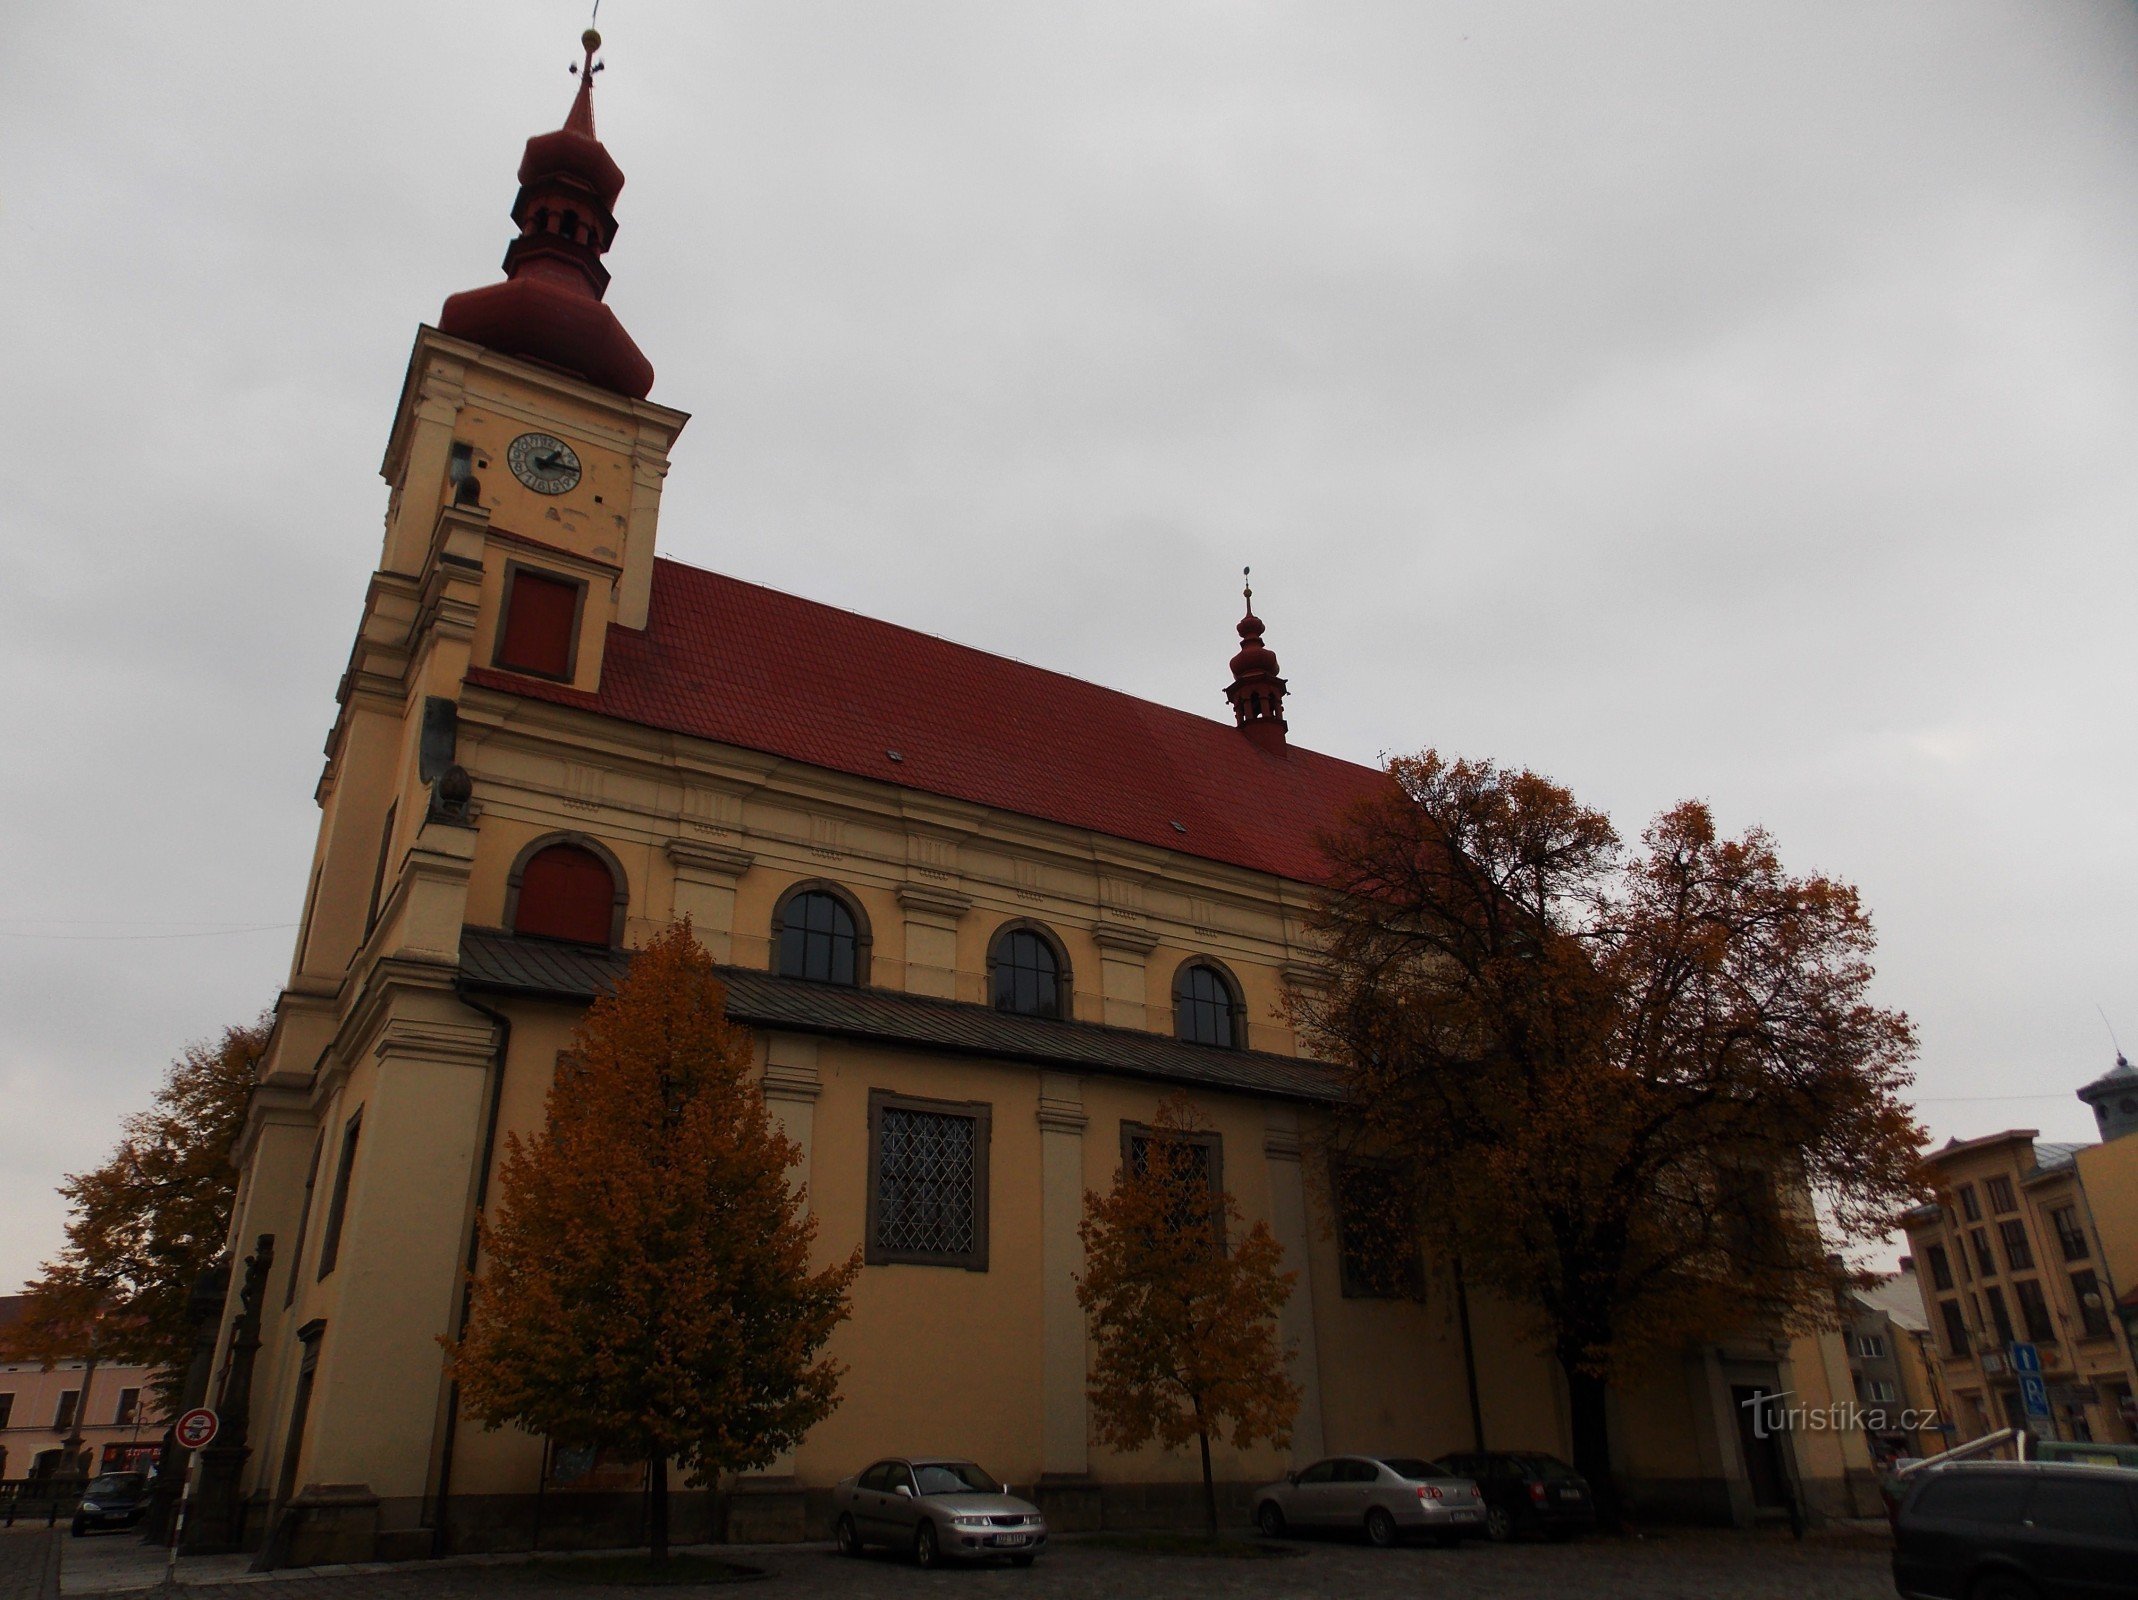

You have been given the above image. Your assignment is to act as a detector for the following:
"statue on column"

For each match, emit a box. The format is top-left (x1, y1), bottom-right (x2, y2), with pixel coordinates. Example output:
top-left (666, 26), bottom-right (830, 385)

top-left (187, 1234), bottom-right (274, 1552)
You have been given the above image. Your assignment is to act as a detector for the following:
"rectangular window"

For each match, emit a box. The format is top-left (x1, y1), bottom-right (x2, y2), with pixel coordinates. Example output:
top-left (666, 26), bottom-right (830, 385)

top-left (1858, 1333), bottom-right (1888, 1359)
top-left (0, 1393), bottom-right (12, 1428)
top-left (1927, 1243), bottom-right (1955, 1291)
top-left (1985, 1175), bottom-right (2017, 1214)
top-left (2072, 1270), bottom-right (2113, 1339)
top-left (316, 1107), bottom-right (364, 1281)
top-left (54, 1391), bottom-right (79, 1430)
top-left (1998, 1219), bottom-right (2034, 1272)
top-left (865, 1090), bottom-right (991, 1270)
top-left (1866, 1379), bottom-right (1897, 1403)
top-left (1984, 1285), bottom-right (2015, 1347)
top-left (113, 1389), bottom-right (140, 1426)
top-left (1333, 1163), bottom-right (1424, 1300)
top-left (1939, 1300), bottom-right (1971, 1358)
top-left (285, 1132), bottom-right (325, 1307)
top-left (1958, 1184), bottom-right (1981, 1223)
top-left (2013, 1278), bottom-right (2054, 1344)
top-left (364, 801), bottom-right (397, 937)
top-left (2052, 1205), bottom-right (2089, 1262)
top-left (1121, 1122), bottom-right (1226, 1246)
top-left (493, 566), bottom-right (585, 680)
top-left (1972, 1227), bottom-right (1997, 1278)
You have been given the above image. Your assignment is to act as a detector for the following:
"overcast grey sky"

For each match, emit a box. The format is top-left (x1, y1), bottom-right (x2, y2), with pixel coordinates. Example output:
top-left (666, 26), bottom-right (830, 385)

top-left (5, 2), bottom-right (2136, 1288)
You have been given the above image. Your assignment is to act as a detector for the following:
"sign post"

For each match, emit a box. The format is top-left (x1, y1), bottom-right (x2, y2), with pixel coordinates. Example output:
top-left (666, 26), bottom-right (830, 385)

top-left (163, 1409), bottom-right (219, 1588)
top-left (2009, 1345), bottom-right (2055, 1440)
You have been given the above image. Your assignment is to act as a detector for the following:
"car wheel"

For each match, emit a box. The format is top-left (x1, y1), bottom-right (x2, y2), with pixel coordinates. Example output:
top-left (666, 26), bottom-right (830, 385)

top-left (914, 1521), bottom-right (940, 1569)
top-left (1009, 1554), bottom-right (1036, 1568)
top-left (1254, 1501), bottom-right (1287, 1538)
top-left (1364, 1507), bottom-right (1400, 1548)
top-left (1969, 1576), bottom-right (2038, 1600)
top-left (835, 1515), bottom-right (862, 1557)
top-left (1483, 1504), bottom-right (1513, 1543)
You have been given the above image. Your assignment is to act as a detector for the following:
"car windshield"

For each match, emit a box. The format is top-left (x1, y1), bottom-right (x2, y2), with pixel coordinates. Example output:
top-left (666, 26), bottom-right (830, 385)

top-left (1377, 1459), bottom-right (1447, 1481)
top-left (86, 1474), bottom-right (144, 1496)
top-left (1515, 1455), bottom-right (1582, 1482)
top-left (914, 1462), bottom-right (998, 1496)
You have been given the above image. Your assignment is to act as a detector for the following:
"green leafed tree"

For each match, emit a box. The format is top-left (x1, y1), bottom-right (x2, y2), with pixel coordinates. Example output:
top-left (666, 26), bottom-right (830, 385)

top-left (2, 1018), bottom-right (268, 1408)
top-left (447, 920), bottom-right (859, 1559)
top-left (1076, 1094), bottom-right (1300, 1535)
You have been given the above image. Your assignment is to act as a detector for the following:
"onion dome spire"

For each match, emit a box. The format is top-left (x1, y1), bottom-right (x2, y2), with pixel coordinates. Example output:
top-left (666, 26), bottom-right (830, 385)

top-left (1224, 567), bottom-right (1289, 754)
top-left (436, 27), bottom-right (655, 398)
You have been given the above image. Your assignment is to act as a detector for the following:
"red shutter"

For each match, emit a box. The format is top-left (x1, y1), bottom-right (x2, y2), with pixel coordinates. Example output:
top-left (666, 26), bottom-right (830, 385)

top-left (513, 845), bottom-right (615, 944)
top-left (496, 570), bottom-right (581, 678)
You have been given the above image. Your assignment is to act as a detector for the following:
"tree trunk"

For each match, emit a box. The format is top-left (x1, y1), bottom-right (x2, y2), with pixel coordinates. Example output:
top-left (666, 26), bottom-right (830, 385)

top-left (1562, 1362), bottom-right (1621, 1533)
top-left (1196, 1428), bottom-right (1218, 1536)
top-left (649, 1455), bottom-right (670, 1561)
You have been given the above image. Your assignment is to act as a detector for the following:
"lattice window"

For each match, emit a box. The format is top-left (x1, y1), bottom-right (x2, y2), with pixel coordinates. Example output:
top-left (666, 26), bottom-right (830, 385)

top-left (867, 1093), bottom-right (991, 1269)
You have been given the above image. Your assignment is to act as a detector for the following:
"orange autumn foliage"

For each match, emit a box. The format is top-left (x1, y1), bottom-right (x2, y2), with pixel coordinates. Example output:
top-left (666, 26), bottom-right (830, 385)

top-left (1076, 1095), bottom-right (1299, 1533)
top-left (447, 921), bottom-right (857, 1554)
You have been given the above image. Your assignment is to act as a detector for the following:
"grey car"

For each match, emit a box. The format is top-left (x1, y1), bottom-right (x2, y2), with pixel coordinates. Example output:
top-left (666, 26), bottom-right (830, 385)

top-left (1253, 1455), bottom-right (1487, 1547)
top-left (831, 1457), bottom-right (1049, 1568)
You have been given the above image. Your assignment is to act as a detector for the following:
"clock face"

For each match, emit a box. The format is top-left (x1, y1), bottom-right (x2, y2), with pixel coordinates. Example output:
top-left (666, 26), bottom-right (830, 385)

top-left (506, 432), bottom-right (583, 495)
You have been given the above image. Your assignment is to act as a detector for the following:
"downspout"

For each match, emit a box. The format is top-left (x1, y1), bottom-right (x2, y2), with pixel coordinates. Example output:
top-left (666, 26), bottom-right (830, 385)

top-left (426, 989), bottom-right (512, 1558)
top-left (1453, 1255), bottom-right (1486, 1450)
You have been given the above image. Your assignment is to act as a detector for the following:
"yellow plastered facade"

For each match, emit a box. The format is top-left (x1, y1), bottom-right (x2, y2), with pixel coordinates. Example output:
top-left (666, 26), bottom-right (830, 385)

top-left (215, 323), bottom-right (1876, 1557)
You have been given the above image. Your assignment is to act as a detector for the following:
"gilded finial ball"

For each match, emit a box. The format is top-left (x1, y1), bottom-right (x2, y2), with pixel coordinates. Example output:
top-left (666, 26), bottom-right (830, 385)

top-left (583, 27), bottom-right (602, 52)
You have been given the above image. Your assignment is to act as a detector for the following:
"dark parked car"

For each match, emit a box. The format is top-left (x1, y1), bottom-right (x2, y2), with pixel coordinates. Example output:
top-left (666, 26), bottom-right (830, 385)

top-left (71, 1472), bottom-right (152, 1536)
top-left (1434, 1451), bottom-right (1596, 1542)
top-left (1893, 1460), bottom-right (2138, 1600)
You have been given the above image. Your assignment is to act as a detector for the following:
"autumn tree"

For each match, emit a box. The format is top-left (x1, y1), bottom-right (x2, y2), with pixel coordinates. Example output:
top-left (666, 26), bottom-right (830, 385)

top-left (2, 1018), bottom-right (267, 1407)
top-left (447, 920), bottom-right (859, 1560)
top-left (1302, 753), bottom-right (1925, 1521)
top-left (1076, 1095), bottom-right (1300, 1535)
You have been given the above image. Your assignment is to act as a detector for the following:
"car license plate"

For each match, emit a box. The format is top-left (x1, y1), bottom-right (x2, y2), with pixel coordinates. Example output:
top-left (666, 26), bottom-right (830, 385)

top-left (990, 1534), bottom-right (1030, 1547)
top-left (1558, 1488), bottom-right (1584, 1501)
top-left (1452, 1510), bottom-right (1480, 1522)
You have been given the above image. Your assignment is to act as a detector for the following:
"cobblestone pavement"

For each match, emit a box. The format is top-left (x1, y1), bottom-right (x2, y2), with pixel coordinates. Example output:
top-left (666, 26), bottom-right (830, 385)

top-left (64, 1528), bottom-right (1896, 1600)
top-left (0, 1529), bottom-right (60, 1600)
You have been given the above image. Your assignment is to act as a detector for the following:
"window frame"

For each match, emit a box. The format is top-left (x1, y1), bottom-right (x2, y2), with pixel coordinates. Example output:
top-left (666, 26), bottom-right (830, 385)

top-left (1939, 1299), bottom-right (1971, 1358)
top-left (315, 1106), bottom-right (364, 1282)
top-left (1997, 1218), bottom-right (2034, 1273)
top-left (1971, 1227), bottom-right (1997, 1278)
top-left (113, 1388), bottom-right (140, 1427)
top-left (1171, 958), bottom-right (1246, 1050)
top-left (987, 919), bottom-right (1072, 1020)
top-left (1332, 1159), bottom-right (1426, 1301)
top-left (1926, 1243), bottom-right (1955, 1291)
top-left (2071, 1269), bottom-right (2113, 1340)
top-left (1119, 1119), bottom-right (1227, 1249)
top-left (491, 561), bottom-right (588, 683)
top-left (2051, 1205), bottom-right (2089, 1263)
top-left (864, 1088), bottom-right (991, 1272)
top-left (1957, 1184), bottom-right (1981, 1223)
top-left (503, 832), bottom-right (630, 948)
top-left (770, 880), bottom-right (872, 987)
top-left (1985, 1175), bottom-right (2017, 1214)
top-left (2012, 1277), bottom-right (2054, 1344)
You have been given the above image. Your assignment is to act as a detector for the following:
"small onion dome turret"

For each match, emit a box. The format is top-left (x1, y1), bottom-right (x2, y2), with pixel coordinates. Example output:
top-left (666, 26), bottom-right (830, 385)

top-left (437, 29), bottom-right (655, 398)
top-left (1223, 568), bottom-right (1288, 754)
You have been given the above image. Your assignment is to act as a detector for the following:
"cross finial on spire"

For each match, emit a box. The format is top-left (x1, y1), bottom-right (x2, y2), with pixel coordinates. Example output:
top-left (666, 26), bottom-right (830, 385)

top-left (1243, 565), bottom-right (1253, 609)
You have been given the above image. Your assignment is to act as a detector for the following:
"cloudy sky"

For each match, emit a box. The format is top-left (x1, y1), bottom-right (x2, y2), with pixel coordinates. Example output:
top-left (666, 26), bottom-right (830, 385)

top-left (5, 2), bottom-right (2136, 1288)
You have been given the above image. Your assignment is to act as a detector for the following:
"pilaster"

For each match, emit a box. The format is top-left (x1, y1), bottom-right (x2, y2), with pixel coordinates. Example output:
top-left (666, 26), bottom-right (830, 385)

top-left (667, 840), bottom-right (755, 961)
top-left (1263, 1112), bottom-right (1326, 1462)
top-left (1038, 1075), bottom-right (1090, 1477)
top-left (897, 883), bottom-right (972, 999)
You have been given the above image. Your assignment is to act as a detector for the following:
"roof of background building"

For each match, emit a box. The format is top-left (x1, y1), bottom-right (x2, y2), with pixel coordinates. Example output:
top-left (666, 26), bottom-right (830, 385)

top-left (1854, 1272), bottom-right (1930, 1333)
top-left (2026, 1141), bottom-right (2087, 1181)
top-left (466, 559), bottom-right (1392, 885)
top-left (459, 928), bottom-right (1344, 1102)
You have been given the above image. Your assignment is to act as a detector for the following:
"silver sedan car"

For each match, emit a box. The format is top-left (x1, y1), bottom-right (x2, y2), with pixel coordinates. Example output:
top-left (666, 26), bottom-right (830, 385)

top-left (1253, 1455), bottom-right (1486, 1547)
top-left (831, 1457), bottom-right (1049, 1568)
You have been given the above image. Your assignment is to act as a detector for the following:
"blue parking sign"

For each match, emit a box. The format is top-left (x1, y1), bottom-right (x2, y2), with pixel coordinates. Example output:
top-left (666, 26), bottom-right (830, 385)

top-left (2009, 1342), bottom-right (2042, 1375)
top-left (2019, 1373), bottom-right (2051, 1418)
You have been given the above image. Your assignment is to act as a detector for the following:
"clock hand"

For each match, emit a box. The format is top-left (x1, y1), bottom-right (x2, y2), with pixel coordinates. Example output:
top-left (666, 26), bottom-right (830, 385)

top-left (535, 452), bottom-right (569, 472)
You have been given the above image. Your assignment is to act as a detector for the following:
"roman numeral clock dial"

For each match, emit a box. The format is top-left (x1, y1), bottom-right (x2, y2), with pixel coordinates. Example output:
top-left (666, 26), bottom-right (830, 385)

top-left (506, 432), bottom-right (582, 494)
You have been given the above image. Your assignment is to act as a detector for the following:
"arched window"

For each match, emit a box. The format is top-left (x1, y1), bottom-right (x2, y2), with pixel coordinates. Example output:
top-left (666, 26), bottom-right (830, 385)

top-left (773, 884), bottom-right (868, 986)
top-left (990, 923), bottom-right (1068, 1019)
top-left (507, 836), bottom-right (625, 946)
top-left (1173, 961), bottom-right (1242, 1049)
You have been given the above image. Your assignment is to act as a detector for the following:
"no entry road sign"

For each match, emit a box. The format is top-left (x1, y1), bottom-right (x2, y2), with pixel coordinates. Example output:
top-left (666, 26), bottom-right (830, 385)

top-left (174, 1407), bottom-right (219, 1451)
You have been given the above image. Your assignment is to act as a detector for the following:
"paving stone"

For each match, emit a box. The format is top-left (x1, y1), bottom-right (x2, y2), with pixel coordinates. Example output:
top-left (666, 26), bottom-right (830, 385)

top-left (59, 1527), bottom-right (1894, 1600)
top-left (0, 1531), bottom-right (60, 1600)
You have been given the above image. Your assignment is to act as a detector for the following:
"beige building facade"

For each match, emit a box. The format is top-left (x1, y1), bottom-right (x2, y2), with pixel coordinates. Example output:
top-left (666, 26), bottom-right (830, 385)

top-left (0, 1299), bottom-right (165, 1483)
top-left (1901, 1059), bottom-right (2138, 1450)
top-left (210, 36), bottom-right (1876, 1562)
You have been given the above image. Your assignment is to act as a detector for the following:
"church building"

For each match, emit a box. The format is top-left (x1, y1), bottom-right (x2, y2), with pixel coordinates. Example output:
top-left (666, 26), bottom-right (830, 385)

top-left (217, 32), bottom-right (1873, 1560)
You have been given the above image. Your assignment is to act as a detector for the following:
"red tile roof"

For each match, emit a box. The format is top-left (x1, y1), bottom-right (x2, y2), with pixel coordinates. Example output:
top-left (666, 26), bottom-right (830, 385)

top-left (466, 558), bottom-right (1391, 883)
